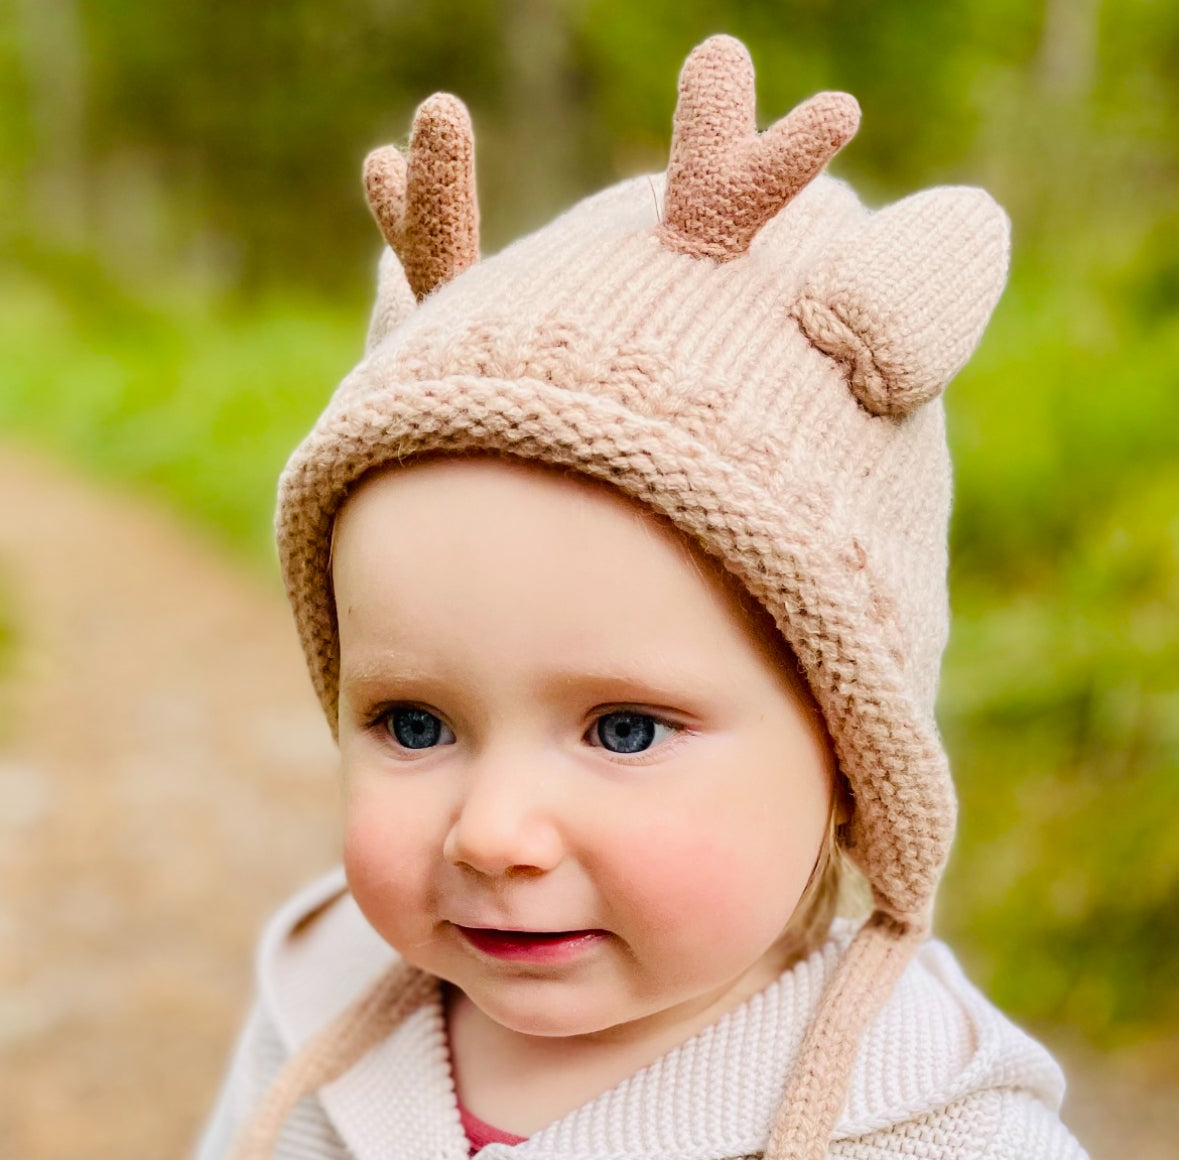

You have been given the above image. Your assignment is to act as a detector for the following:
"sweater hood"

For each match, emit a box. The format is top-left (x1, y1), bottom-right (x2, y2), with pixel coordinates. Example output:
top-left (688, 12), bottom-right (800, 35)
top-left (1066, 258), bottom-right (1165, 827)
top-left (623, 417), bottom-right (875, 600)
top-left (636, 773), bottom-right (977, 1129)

top-left (254, 870), bottom-right (1067, 1160)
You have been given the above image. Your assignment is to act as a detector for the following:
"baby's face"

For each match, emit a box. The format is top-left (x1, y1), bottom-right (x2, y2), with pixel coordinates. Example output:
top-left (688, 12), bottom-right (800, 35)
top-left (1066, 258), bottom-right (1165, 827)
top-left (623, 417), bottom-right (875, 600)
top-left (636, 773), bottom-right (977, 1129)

top-left (332, 457), bottom-right (833, 1043)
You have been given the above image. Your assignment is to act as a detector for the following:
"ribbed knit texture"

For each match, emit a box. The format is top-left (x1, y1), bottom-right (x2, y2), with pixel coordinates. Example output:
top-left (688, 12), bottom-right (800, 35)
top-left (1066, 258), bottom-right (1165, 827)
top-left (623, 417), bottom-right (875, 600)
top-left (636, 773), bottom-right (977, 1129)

top-left (264, 33), bottom-right (1014, 1160)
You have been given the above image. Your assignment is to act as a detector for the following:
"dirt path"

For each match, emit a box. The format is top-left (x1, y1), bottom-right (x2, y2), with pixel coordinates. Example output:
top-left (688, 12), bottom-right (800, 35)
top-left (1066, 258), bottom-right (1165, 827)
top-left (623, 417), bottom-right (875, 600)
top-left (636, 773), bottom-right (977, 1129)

top-left (0, 447), bottom-right (339, 1158)
top-left (0, 447), bottom-right (1173, 1159)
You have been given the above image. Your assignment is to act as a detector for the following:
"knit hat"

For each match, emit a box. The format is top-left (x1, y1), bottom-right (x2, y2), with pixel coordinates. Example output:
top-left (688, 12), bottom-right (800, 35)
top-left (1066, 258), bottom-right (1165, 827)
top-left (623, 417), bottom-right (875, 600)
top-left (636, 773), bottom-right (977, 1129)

top-left (247, 33), bottom-right (1010, 1160)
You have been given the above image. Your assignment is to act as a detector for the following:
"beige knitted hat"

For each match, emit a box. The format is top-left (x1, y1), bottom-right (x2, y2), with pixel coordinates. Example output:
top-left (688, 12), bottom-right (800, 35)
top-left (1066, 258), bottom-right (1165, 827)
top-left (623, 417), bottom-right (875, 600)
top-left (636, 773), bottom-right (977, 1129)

top-left (250, 33), bottom-right (1010, 1160)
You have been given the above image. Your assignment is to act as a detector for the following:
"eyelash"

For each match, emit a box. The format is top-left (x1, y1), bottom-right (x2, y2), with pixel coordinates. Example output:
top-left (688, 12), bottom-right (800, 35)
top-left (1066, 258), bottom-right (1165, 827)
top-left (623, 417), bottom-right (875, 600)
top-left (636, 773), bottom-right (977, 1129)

top-left (365, 703), bottom-right (454, 749)
top-left (584, 709), bottom-right (681, 757)
top-left (364, 703), bottom-right (685, 759)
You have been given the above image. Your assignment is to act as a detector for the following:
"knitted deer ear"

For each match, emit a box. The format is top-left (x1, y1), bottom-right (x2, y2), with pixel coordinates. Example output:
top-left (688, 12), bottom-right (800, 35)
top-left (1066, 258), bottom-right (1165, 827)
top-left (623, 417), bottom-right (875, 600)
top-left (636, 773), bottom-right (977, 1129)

top-left (792, 187), bottom-right (1010, 417)
top-left (658, 35), bottom-right (860, 260)
top-left (363, 92), bottom-right (480, 303)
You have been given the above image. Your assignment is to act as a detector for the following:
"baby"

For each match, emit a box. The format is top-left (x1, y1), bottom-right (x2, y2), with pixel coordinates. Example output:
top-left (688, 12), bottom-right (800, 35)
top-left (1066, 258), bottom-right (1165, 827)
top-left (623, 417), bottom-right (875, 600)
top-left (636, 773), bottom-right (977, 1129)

top-left (197, 35), bottom-right (1088, 1160)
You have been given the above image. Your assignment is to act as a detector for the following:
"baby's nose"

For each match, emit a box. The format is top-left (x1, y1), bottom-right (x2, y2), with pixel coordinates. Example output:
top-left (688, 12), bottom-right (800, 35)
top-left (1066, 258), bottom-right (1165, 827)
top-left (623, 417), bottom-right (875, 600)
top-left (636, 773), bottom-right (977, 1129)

top-left (442, 761), bottom-right (564, 877)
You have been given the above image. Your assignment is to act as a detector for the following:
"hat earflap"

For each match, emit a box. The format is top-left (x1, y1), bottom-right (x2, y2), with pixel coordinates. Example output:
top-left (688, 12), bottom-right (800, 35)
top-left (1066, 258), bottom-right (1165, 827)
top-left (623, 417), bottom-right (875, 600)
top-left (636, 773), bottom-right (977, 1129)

top-left (791, 187), bottom-right (1010, 417)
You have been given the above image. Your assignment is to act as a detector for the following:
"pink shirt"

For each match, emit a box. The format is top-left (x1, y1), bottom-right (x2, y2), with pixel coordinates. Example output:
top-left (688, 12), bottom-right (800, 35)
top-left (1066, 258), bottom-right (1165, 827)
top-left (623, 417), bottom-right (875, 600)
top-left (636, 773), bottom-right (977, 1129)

top-left (457, 1100), bottom-right (528, 1154)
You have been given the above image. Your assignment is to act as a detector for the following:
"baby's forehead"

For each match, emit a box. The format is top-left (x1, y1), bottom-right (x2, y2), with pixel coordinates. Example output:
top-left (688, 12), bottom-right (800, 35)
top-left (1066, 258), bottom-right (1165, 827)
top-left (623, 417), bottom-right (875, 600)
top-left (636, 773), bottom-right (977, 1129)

top-left (331, 453), bottom-right (809, 696)
top-left (336, 454), bottom-right (685, 553)
top-left (337, 453), bottom-right (753, 578)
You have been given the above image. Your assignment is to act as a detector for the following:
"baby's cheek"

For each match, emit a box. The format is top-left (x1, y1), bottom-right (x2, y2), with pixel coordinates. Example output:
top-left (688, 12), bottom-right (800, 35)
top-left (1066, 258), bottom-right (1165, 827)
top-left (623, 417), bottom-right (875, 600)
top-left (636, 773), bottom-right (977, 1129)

top-left (613, 822), bottom-right (779, 944)
top-left (343, 810), bottom-right (426, 937)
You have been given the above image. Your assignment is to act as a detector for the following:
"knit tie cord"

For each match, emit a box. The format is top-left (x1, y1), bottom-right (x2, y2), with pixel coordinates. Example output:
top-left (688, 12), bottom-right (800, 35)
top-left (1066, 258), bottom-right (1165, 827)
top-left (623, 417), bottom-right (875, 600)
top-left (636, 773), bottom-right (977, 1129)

top-left (228, 963), bottom-right (433, 1160)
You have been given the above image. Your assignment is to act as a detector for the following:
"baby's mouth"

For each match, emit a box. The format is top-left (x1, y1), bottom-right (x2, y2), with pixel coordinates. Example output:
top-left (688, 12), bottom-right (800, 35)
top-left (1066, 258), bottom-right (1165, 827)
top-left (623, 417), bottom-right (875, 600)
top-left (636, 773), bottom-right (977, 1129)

top-left (455, 926), bottom-right (606, 962)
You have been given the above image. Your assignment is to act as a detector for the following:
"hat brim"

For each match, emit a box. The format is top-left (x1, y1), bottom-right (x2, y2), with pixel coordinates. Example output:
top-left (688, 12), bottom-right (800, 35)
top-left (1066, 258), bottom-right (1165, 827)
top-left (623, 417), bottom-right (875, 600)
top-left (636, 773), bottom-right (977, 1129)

top-left (277, 373), bottom-right (954, 924)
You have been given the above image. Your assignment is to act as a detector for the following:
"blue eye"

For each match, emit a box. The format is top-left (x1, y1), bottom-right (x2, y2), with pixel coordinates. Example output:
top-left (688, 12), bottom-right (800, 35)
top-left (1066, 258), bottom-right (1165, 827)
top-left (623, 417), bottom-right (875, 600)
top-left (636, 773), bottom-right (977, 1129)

top-left (593, 712), bottom-right (671, 755)
top-left (386, 707), bottom-right (454, 750)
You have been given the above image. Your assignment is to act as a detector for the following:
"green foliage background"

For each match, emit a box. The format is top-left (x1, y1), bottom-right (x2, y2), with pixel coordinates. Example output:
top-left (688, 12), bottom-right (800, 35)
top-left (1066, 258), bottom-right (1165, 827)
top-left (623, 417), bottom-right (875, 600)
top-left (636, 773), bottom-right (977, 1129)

top-left (2, 0), bottom-right (1176, 1050)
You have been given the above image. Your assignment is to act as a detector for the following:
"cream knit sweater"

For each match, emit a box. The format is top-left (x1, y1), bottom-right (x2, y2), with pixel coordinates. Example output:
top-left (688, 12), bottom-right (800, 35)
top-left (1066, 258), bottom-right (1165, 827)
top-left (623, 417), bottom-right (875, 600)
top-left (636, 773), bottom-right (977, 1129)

top-left (194, 872), bottom-right (1088, 1160)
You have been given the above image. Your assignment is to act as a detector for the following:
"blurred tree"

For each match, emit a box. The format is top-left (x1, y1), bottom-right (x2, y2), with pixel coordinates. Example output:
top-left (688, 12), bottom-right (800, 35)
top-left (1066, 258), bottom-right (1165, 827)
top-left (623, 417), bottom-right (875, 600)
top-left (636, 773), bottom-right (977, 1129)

top-left (13, 0), bottom-right (88, 241)
top-left (3, 0), bottom-right (1176, 288)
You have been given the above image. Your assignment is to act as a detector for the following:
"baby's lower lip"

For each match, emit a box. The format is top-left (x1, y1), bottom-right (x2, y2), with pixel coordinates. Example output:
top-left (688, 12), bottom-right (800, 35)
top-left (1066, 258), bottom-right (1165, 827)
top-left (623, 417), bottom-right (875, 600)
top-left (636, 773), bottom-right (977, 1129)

top-left (455, 926), bottom-right (606, 963)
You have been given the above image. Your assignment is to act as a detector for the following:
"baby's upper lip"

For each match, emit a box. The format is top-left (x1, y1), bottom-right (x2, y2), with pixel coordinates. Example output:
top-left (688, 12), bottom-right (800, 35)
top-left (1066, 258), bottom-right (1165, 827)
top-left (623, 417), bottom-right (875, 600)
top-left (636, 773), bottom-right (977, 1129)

top-left (450, 919), bottom-right (597, 934)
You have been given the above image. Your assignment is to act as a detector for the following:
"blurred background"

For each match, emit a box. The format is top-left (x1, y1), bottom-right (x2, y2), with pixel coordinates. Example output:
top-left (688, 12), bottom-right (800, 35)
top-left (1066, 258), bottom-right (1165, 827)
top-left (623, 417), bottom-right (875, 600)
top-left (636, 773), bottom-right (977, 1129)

top-left (1, 1), bottom-right (1176, 1156)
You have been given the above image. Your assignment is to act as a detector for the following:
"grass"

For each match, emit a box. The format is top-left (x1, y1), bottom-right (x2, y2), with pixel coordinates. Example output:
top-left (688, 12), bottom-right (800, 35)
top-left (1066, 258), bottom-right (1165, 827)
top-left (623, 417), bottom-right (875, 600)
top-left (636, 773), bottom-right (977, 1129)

top-left (1, 242), bottom-right (1175, 1050)
top-left (939, 245), bottom-right (1179, 1046)
top-left (0, 251), bottom-right (365, 560)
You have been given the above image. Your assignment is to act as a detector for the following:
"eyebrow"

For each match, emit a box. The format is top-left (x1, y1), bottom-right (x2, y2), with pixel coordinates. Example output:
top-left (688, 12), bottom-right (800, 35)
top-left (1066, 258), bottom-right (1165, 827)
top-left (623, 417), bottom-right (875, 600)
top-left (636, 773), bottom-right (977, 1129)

top-left (339, 657), bottom-right (437, 686)
top-left (338, 654), bottom-right (720, 710)
top-left (534, 665), bottom-right (711, 703)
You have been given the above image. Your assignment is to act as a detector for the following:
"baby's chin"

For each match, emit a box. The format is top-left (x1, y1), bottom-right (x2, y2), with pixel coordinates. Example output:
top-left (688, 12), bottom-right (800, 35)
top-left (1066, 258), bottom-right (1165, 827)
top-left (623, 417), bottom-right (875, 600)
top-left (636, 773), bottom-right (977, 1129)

top-left (456, 969), bottom-right (779, 1054)
top-left (447, 974), bottom-right (672, 1043)
top-left (456, 985), bottom-right (599, 1039)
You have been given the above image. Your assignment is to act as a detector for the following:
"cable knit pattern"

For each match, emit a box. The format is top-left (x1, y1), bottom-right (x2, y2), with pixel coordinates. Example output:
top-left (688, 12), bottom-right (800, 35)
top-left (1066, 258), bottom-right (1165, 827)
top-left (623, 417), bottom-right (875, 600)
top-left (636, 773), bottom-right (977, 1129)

top-left (195, 872), bottom-right (1087, 1160)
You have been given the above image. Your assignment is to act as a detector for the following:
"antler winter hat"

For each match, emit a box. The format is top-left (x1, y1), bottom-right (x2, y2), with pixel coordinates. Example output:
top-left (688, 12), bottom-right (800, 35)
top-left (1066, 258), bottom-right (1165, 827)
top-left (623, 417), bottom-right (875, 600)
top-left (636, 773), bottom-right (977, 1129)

top-left (244, 33), bottom-right (1010, 1160)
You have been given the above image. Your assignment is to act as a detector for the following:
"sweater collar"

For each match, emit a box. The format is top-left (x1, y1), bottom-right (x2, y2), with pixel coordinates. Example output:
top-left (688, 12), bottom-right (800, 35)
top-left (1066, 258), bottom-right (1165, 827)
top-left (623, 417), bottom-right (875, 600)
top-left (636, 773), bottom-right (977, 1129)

top-left (258, 869), bottom-right (1065, 1160)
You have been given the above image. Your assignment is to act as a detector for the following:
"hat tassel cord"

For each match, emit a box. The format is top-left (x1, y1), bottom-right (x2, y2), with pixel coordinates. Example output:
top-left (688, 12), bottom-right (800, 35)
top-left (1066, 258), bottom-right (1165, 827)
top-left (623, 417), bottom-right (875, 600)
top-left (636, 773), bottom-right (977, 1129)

top-left (228, 962), bottom-right (432, 1160)
top-left (765, 912), bottom-right (925, 1160)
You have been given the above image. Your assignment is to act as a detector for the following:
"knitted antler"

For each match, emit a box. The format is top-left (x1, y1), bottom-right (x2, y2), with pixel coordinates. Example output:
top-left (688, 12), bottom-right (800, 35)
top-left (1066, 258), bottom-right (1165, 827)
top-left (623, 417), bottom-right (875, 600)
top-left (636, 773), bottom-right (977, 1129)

top-left (658, 35), bottom-right (860, 260)
top-left (363, 92), bottom-right (480, 300)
